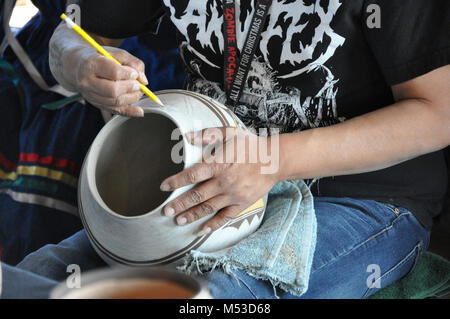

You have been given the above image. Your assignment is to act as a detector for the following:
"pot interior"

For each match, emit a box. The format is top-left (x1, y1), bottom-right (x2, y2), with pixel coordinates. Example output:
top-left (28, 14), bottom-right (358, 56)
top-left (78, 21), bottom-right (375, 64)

top-left (95, 113), bottom-right (184, 217)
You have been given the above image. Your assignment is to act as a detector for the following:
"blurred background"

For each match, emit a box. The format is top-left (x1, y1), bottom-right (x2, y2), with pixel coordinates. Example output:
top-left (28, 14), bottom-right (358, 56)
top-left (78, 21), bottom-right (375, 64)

top-left (10, 0), bottom-right (38, 29)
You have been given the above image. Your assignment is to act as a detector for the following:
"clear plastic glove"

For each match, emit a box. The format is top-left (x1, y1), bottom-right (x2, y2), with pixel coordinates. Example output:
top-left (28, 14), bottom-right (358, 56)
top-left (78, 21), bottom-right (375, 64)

top-left (50, 40), bottom-right (148, 117)
top-left (69, 46), bottom-right (148, 117)
top-left (49, 21), bottom-right (149, 117)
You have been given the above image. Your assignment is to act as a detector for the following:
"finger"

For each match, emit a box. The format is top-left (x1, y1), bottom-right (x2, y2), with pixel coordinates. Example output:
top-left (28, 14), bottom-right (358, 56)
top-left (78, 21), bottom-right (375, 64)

top-left (82, 91), bottom-right (116, 108)
top-left (85, 89), bottom-right (144, 108)
top-left (93, 56), bottom-right (140, 81)
top-left (186, 127), bottom-right (240, 145)
top-left (110, 49), bottom-right (148, 85)
top-left (113, 104), bottom-right (145, 117)
top-left (114, 90), bottom-right (145, 108)
top-left (197, 205), bottom-right (243, 235)
top-left (83, 78), bottom-right (142, 98)
top-left (175, 195), bottom-right (229, 226)
top-left (138, 73), bottom-right (149, 87)
top-left (163, 180), bottom-right (222, 217)
top-left (83, 91), bottom-right (144, 117)
top-left (160, 163), bottom-right (218, 191)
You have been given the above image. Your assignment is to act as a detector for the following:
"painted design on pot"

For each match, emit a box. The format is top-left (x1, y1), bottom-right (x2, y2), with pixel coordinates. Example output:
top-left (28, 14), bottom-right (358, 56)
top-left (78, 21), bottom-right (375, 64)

top-left (78, 90), bottom-right (267, 266)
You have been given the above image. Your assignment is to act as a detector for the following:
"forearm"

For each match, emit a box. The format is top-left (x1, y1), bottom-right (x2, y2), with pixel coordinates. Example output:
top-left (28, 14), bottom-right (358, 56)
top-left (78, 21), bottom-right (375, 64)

top-left (277, 98), bottom-right (450, 181)
top-left (49, 22), bottom-right (124, 91)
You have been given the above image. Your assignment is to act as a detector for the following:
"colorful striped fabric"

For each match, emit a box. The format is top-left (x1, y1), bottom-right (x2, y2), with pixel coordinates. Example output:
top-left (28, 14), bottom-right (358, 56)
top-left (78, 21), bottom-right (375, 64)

top-left (0, 152), bottom-right (79, 216)
top-left (0, 0), bottom-right (185, 265)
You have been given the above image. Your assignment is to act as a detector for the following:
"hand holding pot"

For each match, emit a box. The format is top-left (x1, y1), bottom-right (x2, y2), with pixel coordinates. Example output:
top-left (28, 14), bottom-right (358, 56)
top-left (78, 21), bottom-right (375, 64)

top-left (161, 127), bottom-right (280, 235)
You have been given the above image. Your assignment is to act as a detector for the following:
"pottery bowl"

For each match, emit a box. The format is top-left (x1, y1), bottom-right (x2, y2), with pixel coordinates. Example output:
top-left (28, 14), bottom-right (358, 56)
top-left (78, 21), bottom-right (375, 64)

top-left (50, 266), bottom-right (211, 299)
top-left (79, 90), bottom-right (267, 266)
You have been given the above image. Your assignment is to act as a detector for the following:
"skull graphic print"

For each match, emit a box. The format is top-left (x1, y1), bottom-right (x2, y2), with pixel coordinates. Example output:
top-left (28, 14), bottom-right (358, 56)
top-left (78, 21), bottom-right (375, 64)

top-left (164, 0), bottom-right (346, 134)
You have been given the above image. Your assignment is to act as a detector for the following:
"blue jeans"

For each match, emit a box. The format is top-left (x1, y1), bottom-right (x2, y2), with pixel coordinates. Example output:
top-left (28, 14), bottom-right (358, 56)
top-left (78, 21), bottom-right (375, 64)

top-left (1, 197), bottom-right (430, 299)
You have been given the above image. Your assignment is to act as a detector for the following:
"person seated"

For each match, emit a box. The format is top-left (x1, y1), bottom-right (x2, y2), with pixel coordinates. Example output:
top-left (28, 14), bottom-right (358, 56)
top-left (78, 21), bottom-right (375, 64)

top-left (2, 0), bottom-right (450, 299)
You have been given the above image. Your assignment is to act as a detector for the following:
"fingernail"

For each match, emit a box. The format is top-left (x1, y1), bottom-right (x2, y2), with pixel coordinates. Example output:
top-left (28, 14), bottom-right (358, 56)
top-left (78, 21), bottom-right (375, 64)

top-left (177, 217), bottom-right (187, 225)
top-left (196, 227), bottom-right (211, 237)
top-left (160, 183), bottom-right (171, 191)
top-left (134, 108), bottom-right (144, 117)
top-left (185, 131), bottom-right (201, 144)
top-left (185, 132), bottom-right (195, 141)
top-left (130, 71), bottom-right (139, 79)
top-left (140, 72), bottom-right (149, 85)
top-left (133, 82), bottom-right (141, 91)
top-left (160, 183), bottom-right (171, 192)
top-left (165, 207), bottom-right (175, 217)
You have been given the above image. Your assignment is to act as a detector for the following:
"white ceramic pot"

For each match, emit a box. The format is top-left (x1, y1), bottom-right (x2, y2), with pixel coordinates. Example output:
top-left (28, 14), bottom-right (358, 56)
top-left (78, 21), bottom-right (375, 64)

top-left (79, 90), bottom-right (267, 266)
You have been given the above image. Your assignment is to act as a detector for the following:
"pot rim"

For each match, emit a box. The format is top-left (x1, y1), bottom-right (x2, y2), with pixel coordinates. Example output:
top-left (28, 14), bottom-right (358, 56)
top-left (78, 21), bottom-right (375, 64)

top-left (49, 266), bottom-right (210, 299)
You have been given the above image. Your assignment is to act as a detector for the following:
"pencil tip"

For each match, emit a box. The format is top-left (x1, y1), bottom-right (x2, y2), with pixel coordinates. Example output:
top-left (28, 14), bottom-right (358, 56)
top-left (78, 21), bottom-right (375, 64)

top-left (155, 98), bottom-right (165, 106)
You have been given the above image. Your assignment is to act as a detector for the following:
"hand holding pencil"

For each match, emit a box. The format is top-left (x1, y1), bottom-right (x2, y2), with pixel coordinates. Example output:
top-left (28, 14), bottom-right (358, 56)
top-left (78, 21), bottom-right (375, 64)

top-left (60, 13), bottom-right (164, 111)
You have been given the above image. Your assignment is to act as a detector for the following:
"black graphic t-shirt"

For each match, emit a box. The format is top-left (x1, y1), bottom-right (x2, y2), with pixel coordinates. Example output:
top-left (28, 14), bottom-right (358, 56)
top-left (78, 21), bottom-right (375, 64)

top-left (79, 0), bottom-right (450, 229)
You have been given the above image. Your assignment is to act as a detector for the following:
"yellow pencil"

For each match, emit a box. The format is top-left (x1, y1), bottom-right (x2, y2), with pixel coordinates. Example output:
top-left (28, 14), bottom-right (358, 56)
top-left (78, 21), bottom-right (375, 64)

top-left (60, 13), bottom-right (164, 106)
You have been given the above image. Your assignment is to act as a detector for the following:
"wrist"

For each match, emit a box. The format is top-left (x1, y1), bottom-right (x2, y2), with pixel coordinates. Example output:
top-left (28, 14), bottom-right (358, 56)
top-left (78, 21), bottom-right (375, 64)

top-left (276, 133), bottom-right (290, 182)
top-left (262, 134), bottom-right (283, 184)
top-left (265, 133), bottom-right (293, 183)
top-left (275, 132), bottom-right (310, 182)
